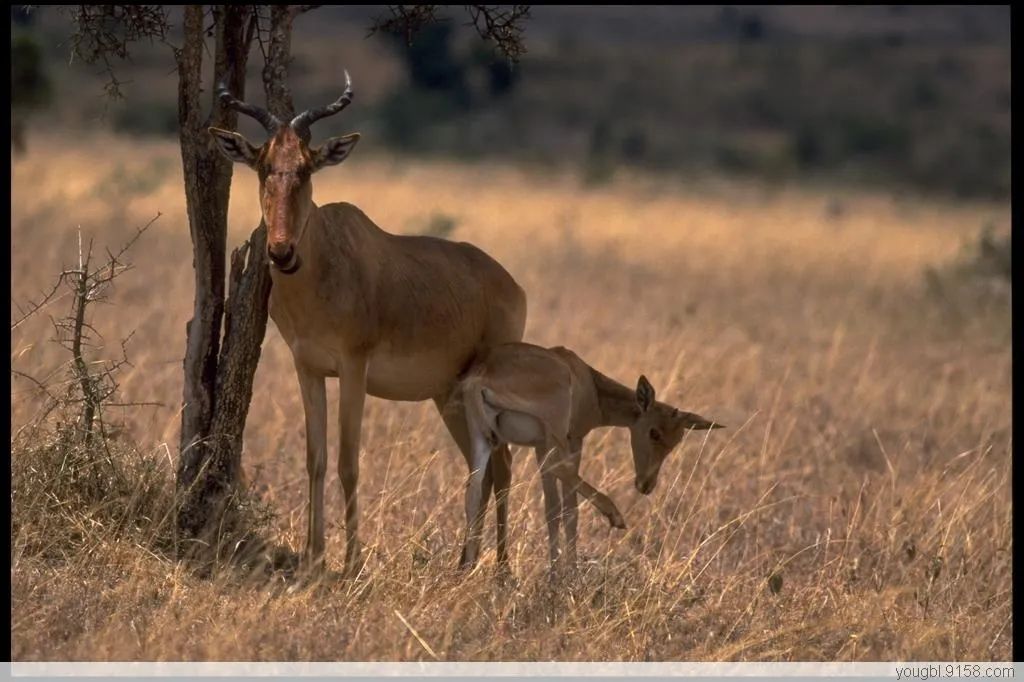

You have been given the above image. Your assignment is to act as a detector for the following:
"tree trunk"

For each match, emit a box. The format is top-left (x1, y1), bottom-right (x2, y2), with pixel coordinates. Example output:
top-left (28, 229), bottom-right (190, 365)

top-left (210, 229), bottom-right (272, 488)
top-left (264, 6), bottom-right (297, 119)
top-left (176, 5), bottom-right (298, 548)
top-left (175, 4), bottom-right (257, 541)
top-left (206, 5), bottom-right (305, 491)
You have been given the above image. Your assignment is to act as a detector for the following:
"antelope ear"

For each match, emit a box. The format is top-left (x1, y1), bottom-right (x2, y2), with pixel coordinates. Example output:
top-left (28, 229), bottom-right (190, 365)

top-left (312, 132), bottom-right (360, 170)
top-left (676, 410), bottom-right (725, 430)
top-left (208, 127), bottom-right (259, 168)
top-left (636, 375), bottom-right (655, 412)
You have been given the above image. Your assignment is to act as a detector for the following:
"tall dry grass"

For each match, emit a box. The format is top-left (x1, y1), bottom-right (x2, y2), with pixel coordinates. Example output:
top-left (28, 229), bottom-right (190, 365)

top-left (10, 133), bottom-right (1011, 661)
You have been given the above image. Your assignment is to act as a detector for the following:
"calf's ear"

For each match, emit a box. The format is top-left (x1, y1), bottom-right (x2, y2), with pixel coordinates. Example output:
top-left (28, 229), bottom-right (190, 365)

top-left (636, 375), bottom-right (656, 412)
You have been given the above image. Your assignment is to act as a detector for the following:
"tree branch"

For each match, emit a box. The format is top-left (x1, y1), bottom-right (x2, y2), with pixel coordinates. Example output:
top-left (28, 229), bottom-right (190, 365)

top-left (62, 5), bottom-right (172, 99)
top-left (369, 5), bottom-right (530, 61)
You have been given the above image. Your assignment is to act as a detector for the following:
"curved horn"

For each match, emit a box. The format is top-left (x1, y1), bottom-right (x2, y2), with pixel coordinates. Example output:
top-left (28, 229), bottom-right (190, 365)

top-left (216, 81), bottom-right (282, 133)
top-left (290, 70), bottom-right (354, 138)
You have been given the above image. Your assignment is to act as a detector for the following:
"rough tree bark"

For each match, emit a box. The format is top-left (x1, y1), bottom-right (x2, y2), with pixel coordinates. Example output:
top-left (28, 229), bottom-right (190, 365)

top-left (264, 6), bottom-right (297, 119)
top-left (206, 6), bottom-right (305, 492)
top-left (176, 4), bottom-right (307, 546)
top-left (175, 4), bottom-right (273, 543)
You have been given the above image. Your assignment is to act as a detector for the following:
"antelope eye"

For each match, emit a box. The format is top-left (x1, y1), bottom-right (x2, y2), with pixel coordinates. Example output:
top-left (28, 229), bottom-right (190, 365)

top-left (649, 428), bottom-right (662, 442)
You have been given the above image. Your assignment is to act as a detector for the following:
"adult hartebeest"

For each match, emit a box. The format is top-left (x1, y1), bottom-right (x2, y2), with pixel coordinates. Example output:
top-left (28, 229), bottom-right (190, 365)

top-left (209, 73), bottom-right (527, 575)
top-left (448, 342), bottom-right (723, 569)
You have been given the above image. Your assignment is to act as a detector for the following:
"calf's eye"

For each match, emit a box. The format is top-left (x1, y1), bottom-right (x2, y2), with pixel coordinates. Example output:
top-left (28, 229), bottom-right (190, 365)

top-left (649, 428), bottom-right (662, 442)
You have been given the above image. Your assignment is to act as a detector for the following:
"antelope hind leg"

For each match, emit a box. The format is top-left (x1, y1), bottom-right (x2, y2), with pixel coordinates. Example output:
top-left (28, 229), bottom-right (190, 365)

top-left (433, 396), bottom-right (501, 569)
top-left (460, 428), bottom-right (494, 569)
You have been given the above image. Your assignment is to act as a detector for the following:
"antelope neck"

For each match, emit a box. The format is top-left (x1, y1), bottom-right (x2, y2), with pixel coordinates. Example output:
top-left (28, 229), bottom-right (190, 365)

top-left (588, 367), bottom-right (640, 429)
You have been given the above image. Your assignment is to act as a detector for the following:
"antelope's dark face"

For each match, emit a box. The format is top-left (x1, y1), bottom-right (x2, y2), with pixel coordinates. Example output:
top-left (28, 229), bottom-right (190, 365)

top-left (209, 126), bottom-right (359, 274)
top-left (208, 73), bottom-right (359, 275)
top-left (628, 375), bottom-right (723, 495)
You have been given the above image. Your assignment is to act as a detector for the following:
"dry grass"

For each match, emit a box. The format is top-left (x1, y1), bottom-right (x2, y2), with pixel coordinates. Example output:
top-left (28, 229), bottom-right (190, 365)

top-left (10, 132), bottom-right (1011, 661)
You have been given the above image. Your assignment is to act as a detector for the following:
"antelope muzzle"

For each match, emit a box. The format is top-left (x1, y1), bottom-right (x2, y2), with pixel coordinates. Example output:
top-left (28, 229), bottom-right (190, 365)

top-left (268, 242), bottom-right (301, 274)
top-left (635, 476), bottom-right (657, 496)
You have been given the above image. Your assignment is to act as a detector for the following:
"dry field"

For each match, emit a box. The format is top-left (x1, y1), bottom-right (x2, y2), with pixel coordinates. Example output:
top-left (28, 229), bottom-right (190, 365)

top-left (11, 133), bottom-right (1011, 661)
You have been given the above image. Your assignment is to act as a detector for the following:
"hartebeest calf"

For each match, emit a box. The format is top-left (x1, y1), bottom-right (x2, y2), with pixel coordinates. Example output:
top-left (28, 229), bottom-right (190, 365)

top-left (448, 342), bottom-right (723, 569)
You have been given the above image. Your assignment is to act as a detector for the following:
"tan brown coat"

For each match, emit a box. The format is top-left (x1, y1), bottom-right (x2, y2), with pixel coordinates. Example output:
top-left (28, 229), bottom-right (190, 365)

top-left (449, 342), bottom-right (722, 569)
top-left (211, 94), bottom-right (527, 575)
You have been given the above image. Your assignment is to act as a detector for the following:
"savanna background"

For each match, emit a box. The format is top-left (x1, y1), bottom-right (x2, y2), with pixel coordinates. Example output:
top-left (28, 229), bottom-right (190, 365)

top-left (10, 5), bottom-right (1012, 662)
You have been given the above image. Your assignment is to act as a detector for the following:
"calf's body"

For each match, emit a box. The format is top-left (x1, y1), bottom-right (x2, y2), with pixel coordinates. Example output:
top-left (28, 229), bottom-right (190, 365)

top-left (449, 342), bottom-right (722, 568)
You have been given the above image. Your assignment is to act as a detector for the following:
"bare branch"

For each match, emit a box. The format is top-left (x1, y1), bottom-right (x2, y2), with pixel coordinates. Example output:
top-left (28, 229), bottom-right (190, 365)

top-left (11, 368), bottom-right (60, 404)
top-left (370, 5), bottom-right (530, 61)
top-left (369, 5), bottom-right (443, 46)
top-left (245, 9), bottom-right (261, 66)
top-left (11, 274), bottom-right (72, 330)
top-left (464, 5), bottom-right (530, 61)
top-left (252, 5), bottom-right (271, 64)
top-left (94, 213), bottom-right (161, 275)
top-left (61, 5), bottom-right (172, 100)
top-left (11, 214), bottom-right (158, 445)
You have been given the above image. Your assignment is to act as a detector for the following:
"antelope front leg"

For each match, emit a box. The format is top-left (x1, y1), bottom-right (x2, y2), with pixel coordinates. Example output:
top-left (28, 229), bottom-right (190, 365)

top-left (338, 357), bottom-right (368, 577)
top-left (547, 457), bottom-right (626, 531)
top-left (295, 363), bottom-right (328, 572)
top-left (534, 447), bottom-right (564, 566)
top-left (560, 444), bottom-right (583, 569)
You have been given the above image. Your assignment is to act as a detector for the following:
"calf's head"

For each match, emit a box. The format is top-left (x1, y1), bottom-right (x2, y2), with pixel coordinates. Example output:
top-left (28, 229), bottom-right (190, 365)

top-left (628, 375), bottom-right (724, 495)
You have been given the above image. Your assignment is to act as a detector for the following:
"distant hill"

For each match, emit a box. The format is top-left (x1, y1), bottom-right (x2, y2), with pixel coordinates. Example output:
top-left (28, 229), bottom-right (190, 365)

top-left (311, 5), bottom-right (1011, 46)
top-left (14, 5), bottom-right (1010, 199)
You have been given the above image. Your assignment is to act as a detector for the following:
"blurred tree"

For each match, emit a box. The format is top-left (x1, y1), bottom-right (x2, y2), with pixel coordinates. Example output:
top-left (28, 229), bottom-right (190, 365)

top-left (11, 27), bottom-right (52, 154)
top-left (372, 5), bottom-right (530, 62)
top-left (472, 43), bottom-right (519, 97)
top-left (56, 4), bottom-right (530, 552)
top-left (402, 22), bottom-right (468, 96)
top-left (374, 7), bottom-right (528, 151)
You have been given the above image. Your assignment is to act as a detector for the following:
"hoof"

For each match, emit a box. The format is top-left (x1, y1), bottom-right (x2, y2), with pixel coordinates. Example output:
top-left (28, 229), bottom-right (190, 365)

top-left (458, 544), bottom-right (480, 572)
top-left (495, 563), bottom-right (517, 587)
top-left (608, 510), bottom-right (627, 530)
